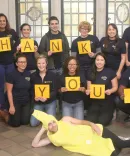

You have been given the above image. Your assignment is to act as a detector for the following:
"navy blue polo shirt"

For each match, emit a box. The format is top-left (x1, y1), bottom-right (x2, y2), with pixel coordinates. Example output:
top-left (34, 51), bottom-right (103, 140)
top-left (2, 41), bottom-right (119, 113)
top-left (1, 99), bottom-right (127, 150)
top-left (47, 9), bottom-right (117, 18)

top-left (30, 70), bottom-right (59, 104)
top-left (14, 39), bottom-right (38, 70)
top-left (100, 37), bottom-right (126, 71)
top-left (59, 72), bottom-right (86, 103)
top-left (71, 35), bottom-right (100, 67)
top-left (0, 29), bottom-right (19, 65)
top-left (120, 68), bottom-right (130, 88)
top-left (6, 69), bottom-right (31, 104)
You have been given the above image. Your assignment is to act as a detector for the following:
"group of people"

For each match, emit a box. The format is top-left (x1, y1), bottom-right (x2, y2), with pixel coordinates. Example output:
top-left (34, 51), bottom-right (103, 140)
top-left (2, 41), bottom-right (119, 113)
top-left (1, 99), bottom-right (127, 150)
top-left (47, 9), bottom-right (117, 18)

top-left (0, 12), bottom-right (130, 156)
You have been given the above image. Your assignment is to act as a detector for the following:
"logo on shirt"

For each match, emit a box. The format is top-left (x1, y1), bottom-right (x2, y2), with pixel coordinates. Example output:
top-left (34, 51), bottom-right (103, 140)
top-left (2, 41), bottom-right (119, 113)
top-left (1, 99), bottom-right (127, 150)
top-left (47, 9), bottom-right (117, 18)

top-left (112, 45), bottom-right (116, 50)
top-left (44, 81), bottom-right (52, 84)
top-left (91, 41), bottom-right (93, 44)
top-left (25, 77), bottom-right (30, 81)
top-left (129, 77), bottom-right (130, 80)
top-left (101, 76), bottom-right (107, 81)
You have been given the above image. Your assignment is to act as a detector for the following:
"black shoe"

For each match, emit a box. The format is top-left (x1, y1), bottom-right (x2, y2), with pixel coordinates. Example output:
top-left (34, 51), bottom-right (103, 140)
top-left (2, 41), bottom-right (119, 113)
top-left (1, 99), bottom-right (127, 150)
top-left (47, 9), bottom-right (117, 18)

top-left (124, 115), bottom-right (130, 122)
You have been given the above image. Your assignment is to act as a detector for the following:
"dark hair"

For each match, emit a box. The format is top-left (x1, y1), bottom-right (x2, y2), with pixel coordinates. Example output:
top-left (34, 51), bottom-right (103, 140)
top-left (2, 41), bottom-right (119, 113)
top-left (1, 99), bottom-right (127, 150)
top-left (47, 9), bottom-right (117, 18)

top-left (63, 56), bottom-right (79, 75)
top-left (20, 23), bottom-right (31, 31)
top-left (104, 23), bottom-right (119, 51)
top-left (15, 53), bottom-right (27, 63)
top-left (48, 16), bottom-right (59, 25)
top-left (0, 13), bottom-right (11, 32)
top-left (91, 52), bottom-right (106, 80)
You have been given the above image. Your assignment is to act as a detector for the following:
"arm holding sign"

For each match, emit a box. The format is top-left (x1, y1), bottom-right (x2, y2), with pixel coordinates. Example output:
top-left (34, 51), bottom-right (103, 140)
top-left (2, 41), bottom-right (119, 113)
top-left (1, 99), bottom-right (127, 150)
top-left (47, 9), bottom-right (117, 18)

top-left (86, 81), bottom-right (91, 95)
top-left (105, 77), bottom-right (118, 95)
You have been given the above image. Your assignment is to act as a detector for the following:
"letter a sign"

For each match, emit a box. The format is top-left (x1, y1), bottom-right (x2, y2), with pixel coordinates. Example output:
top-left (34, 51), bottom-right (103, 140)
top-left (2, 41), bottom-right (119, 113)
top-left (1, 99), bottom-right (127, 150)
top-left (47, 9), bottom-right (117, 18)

top-left (21, 39), bottom-right (34, 52)
top-left (50, 39), bottom-right (62, 53)
top-left (78, 40), bottom-right (91, 54)
top-left (124, 89), bottom-right (130, 104)
top-left (90, 84), bottom-right (105, 99)
top-left (35, 84), bottom-right (50, 98)
top-left (0, 37), bottom-right (11, 52)
top-left (65, 77), bottom-right (80, 91)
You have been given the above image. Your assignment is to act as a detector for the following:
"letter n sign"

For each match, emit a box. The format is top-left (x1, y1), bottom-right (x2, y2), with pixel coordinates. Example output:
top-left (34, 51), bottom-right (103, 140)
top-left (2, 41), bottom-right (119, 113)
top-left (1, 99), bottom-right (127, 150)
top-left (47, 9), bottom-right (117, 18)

top-left (78, 40), bottom-right (91, 54)
top-left (35, 84), bottom-right (50, 98)
top-left (90, 84), bottom-right (105, 99)
top-left (50, 39), bottom-right (63, 53)
top-left (21, 39), bottom-right (34, 52)
top-left (65, 77), bottom-right (80, 91)
top-left (0, 37), bottom-right (11, 52)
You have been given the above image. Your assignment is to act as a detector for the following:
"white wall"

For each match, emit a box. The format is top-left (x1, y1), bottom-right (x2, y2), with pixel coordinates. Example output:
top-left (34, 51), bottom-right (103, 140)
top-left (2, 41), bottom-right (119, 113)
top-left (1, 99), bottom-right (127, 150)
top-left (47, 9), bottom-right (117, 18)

top-left (0, 0), bottom-right (16, 30)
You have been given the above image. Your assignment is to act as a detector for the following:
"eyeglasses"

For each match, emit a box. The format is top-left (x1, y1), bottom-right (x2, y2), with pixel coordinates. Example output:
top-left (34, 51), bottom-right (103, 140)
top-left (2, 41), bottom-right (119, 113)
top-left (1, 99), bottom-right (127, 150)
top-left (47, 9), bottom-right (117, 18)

top-left (68, 64), bottom-right (77, 66)
top-left (80, 28), bottom-right (88, 31)
top-left (17, 61), bottom-right (27, 64)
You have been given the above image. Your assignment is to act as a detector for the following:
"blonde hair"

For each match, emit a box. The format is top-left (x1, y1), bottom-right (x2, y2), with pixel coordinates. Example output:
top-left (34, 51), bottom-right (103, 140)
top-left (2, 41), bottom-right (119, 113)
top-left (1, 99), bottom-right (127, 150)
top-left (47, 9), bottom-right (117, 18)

top-left (36, 54), bottom-right (48, 65)
top-left (78, 21), bottom-right (91, 32)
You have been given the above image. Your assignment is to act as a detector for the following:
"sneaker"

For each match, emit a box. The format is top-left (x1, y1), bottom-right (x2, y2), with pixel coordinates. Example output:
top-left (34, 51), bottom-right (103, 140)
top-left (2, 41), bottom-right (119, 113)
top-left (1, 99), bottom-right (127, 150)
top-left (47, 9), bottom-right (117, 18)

top-left (118, 136), bottom-right (130, 140)
top-left (124, 115), bottom-right (130, 122)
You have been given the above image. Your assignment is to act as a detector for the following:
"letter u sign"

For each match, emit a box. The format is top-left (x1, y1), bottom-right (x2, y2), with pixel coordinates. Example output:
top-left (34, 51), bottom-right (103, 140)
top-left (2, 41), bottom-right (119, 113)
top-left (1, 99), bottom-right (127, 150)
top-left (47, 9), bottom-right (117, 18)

top-left (90, 84), bottom-right (105, 99)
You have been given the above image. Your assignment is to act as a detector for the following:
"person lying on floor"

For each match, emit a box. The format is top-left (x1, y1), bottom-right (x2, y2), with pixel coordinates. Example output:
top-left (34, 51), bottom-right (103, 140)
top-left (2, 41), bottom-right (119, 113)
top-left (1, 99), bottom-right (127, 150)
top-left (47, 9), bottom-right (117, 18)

top-left (31, 110), bottom-right (130, 156)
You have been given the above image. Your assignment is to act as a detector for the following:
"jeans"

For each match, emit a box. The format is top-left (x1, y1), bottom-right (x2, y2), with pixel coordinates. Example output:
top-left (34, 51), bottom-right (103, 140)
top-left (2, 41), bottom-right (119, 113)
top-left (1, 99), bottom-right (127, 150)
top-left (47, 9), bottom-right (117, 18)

top-left (62, 100), bottom-right (84, 120)
top-left (0, 63), bottom-right (14, 108)
top-left (30, 100), bottom-right (56, 127)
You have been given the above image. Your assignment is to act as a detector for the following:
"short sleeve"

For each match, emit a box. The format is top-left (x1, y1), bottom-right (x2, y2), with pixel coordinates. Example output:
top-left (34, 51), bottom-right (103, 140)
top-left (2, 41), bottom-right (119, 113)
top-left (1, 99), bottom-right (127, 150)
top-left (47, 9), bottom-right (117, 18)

top-left (71, 39), bottom-right (78, 52)
top-left (122, 28), bottom-right (129, 43)
top-left (109, 69), bottom-right (116, 80)
top-left (94, 36), bottom-right (100, 48)
top-left (6, 72), bottom-right (14, 84)
top-left (120, 69), bottom-right (130, 87)
top-left (119, 39), bottom-right (126, 54)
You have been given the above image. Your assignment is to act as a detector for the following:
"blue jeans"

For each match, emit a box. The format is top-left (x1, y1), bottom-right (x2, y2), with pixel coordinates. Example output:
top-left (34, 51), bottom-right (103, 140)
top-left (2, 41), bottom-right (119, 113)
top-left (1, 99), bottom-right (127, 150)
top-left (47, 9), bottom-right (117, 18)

top-left (0, 63), bottom-right (14, 108)
top-left (62, 100), bottom-right (84, 120)
top-left (30, 100), bottom-right (56, 127)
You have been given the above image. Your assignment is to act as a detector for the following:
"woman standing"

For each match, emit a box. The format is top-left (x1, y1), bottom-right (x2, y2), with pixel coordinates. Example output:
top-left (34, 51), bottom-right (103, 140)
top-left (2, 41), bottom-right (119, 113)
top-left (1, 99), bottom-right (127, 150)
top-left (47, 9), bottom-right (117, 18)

top-left (86, 53), bottom-right (118, 126)
top-left (71, 21), bottom-right (100, 79)
top-left (100, 23), bottom-right (126, 79)
top-left (15, 23), bottom-right (38, 72)
top-left (60, 56), bottom-right (86, 119)
top-left (0, 54), bottom-right (31, 127)
top-left (30, 55), bottom-right (58, 127)
top-left (0, 13), bottom-right (18, 109)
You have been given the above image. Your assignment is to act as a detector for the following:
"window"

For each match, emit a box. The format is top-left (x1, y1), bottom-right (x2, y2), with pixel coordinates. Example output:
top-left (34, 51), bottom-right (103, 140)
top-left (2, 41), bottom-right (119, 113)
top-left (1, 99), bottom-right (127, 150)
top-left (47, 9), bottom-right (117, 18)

top-left (16, 0), bottom-right (51, 44)
top-left (107, 0), bottom-right (130, 37)
top-left (62, 0), bottom-right (96, 46)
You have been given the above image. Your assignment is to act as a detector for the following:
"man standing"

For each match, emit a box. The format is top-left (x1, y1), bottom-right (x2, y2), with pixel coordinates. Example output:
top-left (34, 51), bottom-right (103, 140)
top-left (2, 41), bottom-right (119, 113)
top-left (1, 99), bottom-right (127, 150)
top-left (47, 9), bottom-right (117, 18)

top-left (38, 16), bottom-right (70, 75)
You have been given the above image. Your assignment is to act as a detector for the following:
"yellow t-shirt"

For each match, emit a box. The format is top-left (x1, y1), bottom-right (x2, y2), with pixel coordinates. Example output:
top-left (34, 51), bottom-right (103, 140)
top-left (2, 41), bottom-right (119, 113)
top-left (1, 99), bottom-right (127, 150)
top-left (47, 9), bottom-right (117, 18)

top-left (48, 121), bottom-right (115, 156)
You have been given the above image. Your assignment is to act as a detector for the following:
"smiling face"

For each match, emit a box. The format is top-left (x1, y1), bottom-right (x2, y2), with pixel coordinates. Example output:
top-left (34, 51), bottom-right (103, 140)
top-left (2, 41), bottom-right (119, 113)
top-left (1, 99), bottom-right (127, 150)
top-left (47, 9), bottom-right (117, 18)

top-left (0, 16), bottom-right (6, 30)
top-left (49, 20), bottom-right (59, 34)
top-left (107, 25), bottom-right (117, 39)
top-left (48, 120), bottom-right (58, 133)
top-left (79, 26), bottom-right (89, 38)
top-left (37, 58), bottom-right (47, 72)
top-left (21, 25), bottom-right (31, 38)
top-left (95, 55), bottom-right (105, 71)
top-left (16, 57), bottom-right (27, 72)
top-left (68, 59), bottom-right (77, 74)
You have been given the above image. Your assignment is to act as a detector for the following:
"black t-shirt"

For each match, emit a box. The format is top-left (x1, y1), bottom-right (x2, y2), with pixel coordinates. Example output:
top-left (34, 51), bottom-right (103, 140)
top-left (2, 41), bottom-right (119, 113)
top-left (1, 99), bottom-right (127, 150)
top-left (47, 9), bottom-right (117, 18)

top-left (59, 72), bottom-right (86, 103)
top-left (49, 32), bottom-right (64, 69)
top-left (88, 68), bottom-right (116, 101)
top-left (0, 29), bottom-right (19, 65)
top-left (120, 68), bottom-right (130, 88)
top-left (100, 37), bottom-right (126, 71)
top-left (14, 39), bottom-right (38, 70)
top-left (30, 70), bottom-right (59, 104)
top-left (122, 27), bottom-right (130, 61)
top-left (6, 69), bottom-right (31, 104)
top-left (71, 35), bottom-right (100, 67)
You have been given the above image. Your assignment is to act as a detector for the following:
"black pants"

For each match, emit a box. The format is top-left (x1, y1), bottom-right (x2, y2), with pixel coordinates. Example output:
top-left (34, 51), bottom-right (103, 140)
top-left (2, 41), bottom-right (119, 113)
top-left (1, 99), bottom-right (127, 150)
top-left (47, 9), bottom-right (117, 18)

top-left (8, 102), bottom-right (31, 127)
top-left (86, 99), bottom-right (115, 126)
top-left (103, 127), bottom-right (130, 156)
top-left (116, 97), bottom-right (130, 115)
